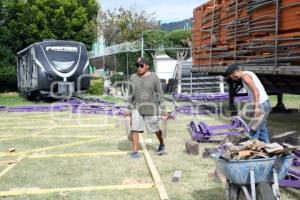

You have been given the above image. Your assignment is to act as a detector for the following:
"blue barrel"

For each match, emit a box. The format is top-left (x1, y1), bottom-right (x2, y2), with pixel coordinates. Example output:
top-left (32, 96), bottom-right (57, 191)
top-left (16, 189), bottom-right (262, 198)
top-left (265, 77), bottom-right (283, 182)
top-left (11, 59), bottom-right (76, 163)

top-left (214, 154), bottom-right (294, 185)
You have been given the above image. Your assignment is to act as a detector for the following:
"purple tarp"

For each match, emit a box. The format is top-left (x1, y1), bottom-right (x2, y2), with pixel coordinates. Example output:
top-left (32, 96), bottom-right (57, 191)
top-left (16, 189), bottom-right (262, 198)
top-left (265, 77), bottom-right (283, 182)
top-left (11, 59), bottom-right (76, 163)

top-left (173, 92), bottom-right (250, 103)
top-left (279, 149), bottom-right (300, 189)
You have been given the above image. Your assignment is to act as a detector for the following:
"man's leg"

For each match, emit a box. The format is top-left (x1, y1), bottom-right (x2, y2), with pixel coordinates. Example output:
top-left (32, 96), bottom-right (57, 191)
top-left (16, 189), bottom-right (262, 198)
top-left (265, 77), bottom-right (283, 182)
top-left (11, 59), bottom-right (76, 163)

top-left (132, 131), bottom-right (140, 152)
top-left (155, 130), bottom-right (164, 145)
top-left (130, 110), bottom-right (144, 158)
top-left (258, 101), bottom-right (270, 143)
top-left (155, 130), bottom-right (166, 155)
top-left (258, 120), bottom-right (270, 143)
top-left (144, 116), bottom-right (166, 155)
top-left (249, 129), bottom-right (260, 140)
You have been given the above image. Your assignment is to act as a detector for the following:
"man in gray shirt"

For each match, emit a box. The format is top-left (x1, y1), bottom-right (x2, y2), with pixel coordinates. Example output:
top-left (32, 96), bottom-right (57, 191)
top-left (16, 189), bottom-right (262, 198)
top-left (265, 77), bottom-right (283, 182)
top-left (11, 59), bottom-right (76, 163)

top-left (127, 57), bottom-right (168, 159)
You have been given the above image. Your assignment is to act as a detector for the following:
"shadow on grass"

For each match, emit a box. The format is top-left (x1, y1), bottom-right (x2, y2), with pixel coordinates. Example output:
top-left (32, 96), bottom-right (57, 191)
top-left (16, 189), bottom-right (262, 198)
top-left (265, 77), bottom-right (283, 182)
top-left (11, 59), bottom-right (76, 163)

top-left (117, 139), bottom-right (132, 151)
top-left (117, 138), bottom-right (164, 153)
top-left (192, 187), bottom-right (225, 200)
top-left (268, 112), bottom-right (300, 137)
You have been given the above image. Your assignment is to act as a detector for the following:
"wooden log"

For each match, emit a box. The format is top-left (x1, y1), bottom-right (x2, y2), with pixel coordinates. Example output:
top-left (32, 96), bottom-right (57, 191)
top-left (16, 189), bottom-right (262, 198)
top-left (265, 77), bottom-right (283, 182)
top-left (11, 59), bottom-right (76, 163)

top-left (270, 131), bottom-right (297, 144)
top-left (139, 134), bottom-right (169, 200)
top-left (185, 140), bottom-right (199, 155)
top-left (0, 160), bottom-right (18, 165)
top-left (214, 169), bottom-right (227, 186)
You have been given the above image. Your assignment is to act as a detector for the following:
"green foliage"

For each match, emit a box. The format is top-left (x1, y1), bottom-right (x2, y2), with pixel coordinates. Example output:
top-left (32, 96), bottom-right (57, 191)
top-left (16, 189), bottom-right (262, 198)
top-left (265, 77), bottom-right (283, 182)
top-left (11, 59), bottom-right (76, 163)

top-left (87, 78), bottom-right (104, 95)
top-left (143, 29), bottom-right (166, 56)
top-left (115, 52), bottom-right (140, 77)
top-left (110, 74), bottom-right (124, 84)
top-left (113, 51), bottom-right (155, 78)
top-left (143, 29), bottom-right (166, 49)
top-left (0, 0), bottom-right (99, 91)
top-left (0, 92), bottom-right (40, 106)
top-left (164, 29), bottom-right (192, 60)
top-left (101, 7), bottom-right (159, 45)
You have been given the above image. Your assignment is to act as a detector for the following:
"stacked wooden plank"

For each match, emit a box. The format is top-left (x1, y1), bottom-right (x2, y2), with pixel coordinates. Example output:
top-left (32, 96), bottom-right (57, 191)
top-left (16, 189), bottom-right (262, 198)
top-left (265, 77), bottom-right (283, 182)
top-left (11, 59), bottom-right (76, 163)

top-left (192, 0), bottom-right (300, 75)
top-left (220, 139), bottom-right (296, 160)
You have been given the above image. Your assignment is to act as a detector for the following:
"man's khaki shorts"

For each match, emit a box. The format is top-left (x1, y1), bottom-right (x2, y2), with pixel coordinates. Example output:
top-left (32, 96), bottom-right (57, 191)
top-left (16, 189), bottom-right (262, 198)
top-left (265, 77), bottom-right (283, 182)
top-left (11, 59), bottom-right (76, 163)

top-left (130, 109), bottom-right (160, 133)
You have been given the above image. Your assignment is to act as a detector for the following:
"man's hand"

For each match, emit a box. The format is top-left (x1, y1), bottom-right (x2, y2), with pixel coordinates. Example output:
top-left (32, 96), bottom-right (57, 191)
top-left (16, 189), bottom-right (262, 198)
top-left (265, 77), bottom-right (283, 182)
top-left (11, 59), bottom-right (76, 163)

top-left (254, 107), bottom-right (261, 118)
top-left (124, 111), bottom-right (131, 117)
top-left (161, 112), bottom-right (169, 119)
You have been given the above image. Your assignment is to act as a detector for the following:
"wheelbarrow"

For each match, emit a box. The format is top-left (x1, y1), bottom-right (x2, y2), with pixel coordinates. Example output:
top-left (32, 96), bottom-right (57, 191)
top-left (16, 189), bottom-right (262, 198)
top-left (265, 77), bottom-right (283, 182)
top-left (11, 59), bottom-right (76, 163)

top-left (212, 153), bottom-right (294, 200)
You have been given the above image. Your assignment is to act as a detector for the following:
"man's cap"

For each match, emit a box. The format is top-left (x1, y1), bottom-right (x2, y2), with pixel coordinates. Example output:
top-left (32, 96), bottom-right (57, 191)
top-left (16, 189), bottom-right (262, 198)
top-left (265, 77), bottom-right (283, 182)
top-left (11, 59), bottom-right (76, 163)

top-left (225, 63), bottom-right (240, 78)
top-left (136, 57), bottom-right (148, 65)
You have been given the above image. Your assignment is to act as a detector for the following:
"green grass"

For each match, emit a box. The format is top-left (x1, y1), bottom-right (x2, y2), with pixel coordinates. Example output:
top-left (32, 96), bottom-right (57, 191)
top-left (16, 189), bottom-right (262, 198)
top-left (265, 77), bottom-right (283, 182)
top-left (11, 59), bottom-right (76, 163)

top-left (0, 93), bottom-right (299, 199)
top-left (269, 94), bottom-right (300, 109)
top-left (0, 113), bottom-right (297, 200)
top-left (0, 93), bottom-right (126, 106)
top-left (0, 93), bottom-right (39, 106)
top-left (99, 95), bottom-right (126, 104)
top-left (0, 190), bottom-right (158, 200)
top-left (0, 156), bottom-right (152, 191)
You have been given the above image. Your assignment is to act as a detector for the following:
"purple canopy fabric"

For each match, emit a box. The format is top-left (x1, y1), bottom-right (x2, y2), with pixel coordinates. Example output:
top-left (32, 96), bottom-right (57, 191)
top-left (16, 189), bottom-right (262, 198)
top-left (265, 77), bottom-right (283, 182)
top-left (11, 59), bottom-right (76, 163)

top-left (72, 104), bottom-right (125, 116)
top-left (7, 105), bottom-right (68, 112)
top-left (4, 96), bottom-right (175, 118)
top-left (173, 92), bottom-right (250, 103)
top-left (175, 104), bottom-right (222, 115)
top-left (279, 149), bottom-right (300, 189)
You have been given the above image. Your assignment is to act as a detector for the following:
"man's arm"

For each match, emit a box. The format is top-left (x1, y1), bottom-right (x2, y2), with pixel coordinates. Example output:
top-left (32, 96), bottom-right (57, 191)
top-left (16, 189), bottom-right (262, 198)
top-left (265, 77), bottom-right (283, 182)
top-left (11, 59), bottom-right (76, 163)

top-left (242, 74), bottom-right (260, 117)
top-left (126, 76), bottom-right (134, 115)
top-left (155, 75), bottom-right (167, 115)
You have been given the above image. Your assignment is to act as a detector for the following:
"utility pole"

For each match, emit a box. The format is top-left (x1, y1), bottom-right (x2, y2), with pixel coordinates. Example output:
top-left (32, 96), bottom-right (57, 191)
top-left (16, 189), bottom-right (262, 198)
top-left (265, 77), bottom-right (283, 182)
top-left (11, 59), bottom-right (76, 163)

top-left (141, 34), bottom-right (144, 57)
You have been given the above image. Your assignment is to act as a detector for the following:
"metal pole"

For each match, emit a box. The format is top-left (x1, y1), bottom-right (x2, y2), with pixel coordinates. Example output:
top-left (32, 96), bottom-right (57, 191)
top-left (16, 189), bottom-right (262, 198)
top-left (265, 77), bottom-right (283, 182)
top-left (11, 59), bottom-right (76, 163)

top-left (229, 81), bottom-right (235, 111)
top-left (219, 76), bottom-right (224, 93)
top-left (234, 0), bottom-right (238, 60)
top-left (272, 167), bottom-right (280, 200)
top-left (141, 35), bottom-right (144, 57)
top-left (250, 168), bottom-right (256, 200)
top-left (190, 73), bottom-right (192, 94)
top-left (209, 0), bottom-right (216, 69)
top-left (274, 0), bottom-right (279, 72)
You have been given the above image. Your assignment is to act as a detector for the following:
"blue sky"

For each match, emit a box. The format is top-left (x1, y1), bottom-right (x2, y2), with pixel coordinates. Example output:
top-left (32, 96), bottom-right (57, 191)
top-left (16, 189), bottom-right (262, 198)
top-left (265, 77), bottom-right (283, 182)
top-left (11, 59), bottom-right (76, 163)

top-left (99, 0), bottom-right (206, 23)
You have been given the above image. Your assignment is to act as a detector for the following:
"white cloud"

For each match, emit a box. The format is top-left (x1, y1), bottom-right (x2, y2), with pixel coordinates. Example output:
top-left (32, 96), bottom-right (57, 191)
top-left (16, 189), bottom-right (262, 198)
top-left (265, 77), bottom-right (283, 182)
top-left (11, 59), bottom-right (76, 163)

top-left (100, 0), bottom-right (206, 22)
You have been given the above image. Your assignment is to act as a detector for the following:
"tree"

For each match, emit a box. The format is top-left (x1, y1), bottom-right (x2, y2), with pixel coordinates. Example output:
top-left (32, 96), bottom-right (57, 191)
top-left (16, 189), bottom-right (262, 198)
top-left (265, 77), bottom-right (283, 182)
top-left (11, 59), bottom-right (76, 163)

top-left (100, 8), bottom-right (160, 78)
top-left (100, 7), bottom-right (159, 45)
top-left (0, 0), bottom-right (99, 91)
top-left (143, 29), bottom-right (167, 73)
top-left (3, 0), bottom-right (98, 51)
top-left (143, 29), bottom-right (166, 54)
top-left (113, 29), bottom-right (166, 77)
top-left (164, 29), bottom-right (192, 60)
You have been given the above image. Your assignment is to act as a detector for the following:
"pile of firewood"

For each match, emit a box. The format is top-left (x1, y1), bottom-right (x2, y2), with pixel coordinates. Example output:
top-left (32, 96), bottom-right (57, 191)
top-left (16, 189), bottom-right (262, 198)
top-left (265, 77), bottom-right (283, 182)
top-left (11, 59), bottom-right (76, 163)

top-left (220, 139), bottom-right (297, 161)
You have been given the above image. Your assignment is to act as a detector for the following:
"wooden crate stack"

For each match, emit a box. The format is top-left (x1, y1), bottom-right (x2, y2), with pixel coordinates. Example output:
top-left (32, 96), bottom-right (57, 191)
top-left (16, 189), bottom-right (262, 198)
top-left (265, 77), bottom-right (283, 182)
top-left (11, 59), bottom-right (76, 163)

top-left (192, 0), bottom-right (300, 73)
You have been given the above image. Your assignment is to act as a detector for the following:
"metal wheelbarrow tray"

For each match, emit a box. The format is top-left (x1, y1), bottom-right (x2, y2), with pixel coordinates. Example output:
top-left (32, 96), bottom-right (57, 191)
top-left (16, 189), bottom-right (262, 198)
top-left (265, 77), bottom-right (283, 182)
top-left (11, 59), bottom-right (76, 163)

top-left (214, 154), bottom-right (294, 185)
top-left (213, 154), bottom-right (294, 200)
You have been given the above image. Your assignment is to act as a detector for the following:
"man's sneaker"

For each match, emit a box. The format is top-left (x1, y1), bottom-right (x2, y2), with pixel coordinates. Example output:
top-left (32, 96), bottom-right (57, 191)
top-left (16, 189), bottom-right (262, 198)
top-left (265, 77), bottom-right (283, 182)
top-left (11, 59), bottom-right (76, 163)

top-left (156, 144), bottom-right (166, 155)
top-left (130, 151), bottom-right (139, 159)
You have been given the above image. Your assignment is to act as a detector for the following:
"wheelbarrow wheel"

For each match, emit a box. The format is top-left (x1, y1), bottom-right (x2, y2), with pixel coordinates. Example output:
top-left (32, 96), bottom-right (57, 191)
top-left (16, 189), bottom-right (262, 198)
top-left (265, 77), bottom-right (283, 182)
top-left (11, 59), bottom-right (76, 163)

top-left (237, 183), bottom-right (275, 200)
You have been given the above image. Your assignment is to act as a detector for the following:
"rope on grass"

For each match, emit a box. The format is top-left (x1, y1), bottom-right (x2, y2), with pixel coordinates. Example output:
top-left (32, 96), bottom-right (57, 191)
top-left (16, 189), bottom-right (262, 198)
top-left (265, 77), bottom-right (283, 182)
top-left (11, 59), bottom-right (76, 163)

top-left (0, 155), bottom-right (25, 180)
top-left (0, 134), bottom-right (122, 139)
top-left (27, 151), bottom-right (137, 159)
top-left (0, 124), bottom-right (115, 130)
top-left (0, 137), bottom-right (105, 157)
top-left (0, 120), bottom-right (47, 125)
top-left (0, 184), bottom-right (156, 197)
top-left (21, 137), bottom-right (105, 154)
top-left (0, 127), bottom-right (56, 142)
